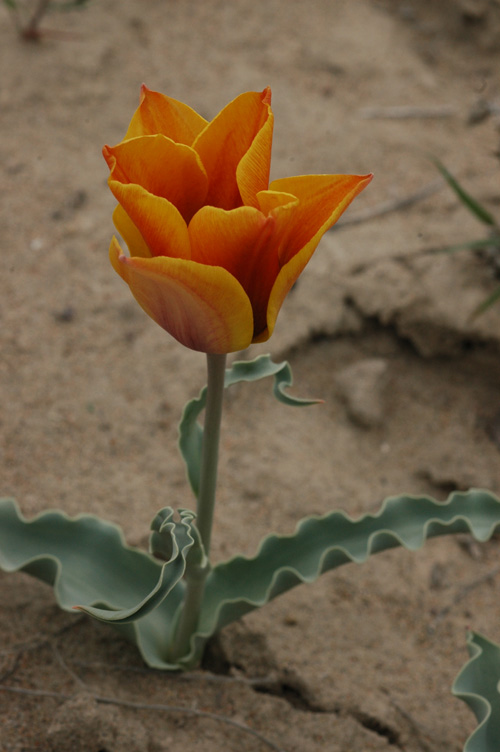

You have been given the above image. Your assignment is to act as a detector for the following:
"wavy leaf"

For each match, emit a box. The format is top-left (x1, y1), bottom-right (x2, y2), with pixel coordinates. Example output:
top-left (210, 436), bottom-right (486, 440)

top-left (0, 498), bottom-right (188, 666)
top-left (2, 490), bottom-right (500, 670)
top-left (453, 631), bottom-right (500, 752)
top-left (177, 489), bottom-right (500, 667)
top-left (178, 354), bottom-right (320, 497)
top-left (76, 507), bottom-right (197, 624)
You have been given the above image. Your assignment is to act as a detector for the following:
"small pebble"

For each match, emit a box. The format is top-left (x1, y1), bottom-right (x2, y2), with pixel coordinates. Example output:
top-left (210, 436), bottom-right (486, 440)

top-left (335, 358), bottom-right (389, 428)
top-left (53, 306), bottom-right (75, 323)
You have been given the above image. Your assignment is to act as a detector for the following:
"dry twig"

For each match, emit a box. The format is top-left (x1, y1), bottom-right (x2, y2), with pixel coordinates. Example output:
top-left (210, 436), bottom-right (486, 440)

top-left (359, 105), bottom-right (456, 120)
top-left (334, 179), bottom-right (443, 228)
top-left (390, 699), bottom-right (438, 752)
top-left (70, 658), bottom-right (279, 689)
top-left (1, 617), bottom-right (285, 750)
top-left (0, 683), bottom-right (286, 752)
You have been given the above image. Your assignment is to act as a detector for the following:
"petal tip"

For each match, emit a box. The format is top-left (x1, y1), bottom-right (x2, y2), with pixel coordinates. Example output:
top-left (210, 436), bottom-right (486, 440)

top-left (261, 86), bottom-right (272, 106)
top-left (102, 144), bottom-right (114, 167)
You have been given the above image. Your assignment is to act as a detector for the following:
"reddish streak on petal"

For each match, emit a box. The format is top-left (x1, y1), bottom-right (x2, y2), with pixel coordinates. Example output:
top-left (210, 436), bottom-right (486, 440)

top-left (257, 173), bottom-right (373, 342)
top-left (189, 206), bottom-right (280, 337)
top-left (270, 173), bottom-right (373, 265)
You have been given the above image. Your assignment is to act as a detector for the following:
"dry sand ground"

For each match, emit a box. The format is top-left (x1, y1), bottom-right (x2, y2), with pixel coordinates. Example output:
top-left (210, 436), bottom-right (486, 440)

top-left (1, 0), bottom-right (500, 750)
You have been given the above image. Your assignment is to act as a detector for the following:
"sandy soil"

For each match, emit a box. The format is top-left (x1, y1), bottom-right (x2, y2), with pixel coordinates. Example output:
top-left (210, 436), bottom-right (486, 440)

top-left (1, 0), bottom-right (500, 750)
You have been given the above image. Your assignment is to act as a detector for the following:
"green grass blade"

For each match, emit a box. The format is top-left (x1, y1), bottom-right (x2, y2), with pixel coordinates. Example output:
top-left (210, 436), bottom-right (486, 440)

top-left (471, 285), bottom-right (500, 319)
top-left (431, 157), bottom-right (497, 227)
top-left (432, 238), bottom-right (500, 255)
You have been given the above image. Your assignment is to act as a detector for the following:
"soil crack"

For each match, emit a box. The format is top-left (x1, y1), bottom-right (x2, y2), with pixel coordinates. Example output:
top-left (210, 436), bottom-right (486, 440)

top-left (254, 676), bottom-right (403, 747)
top-left (349, 709), bottom-right (401, 746)
top-left (204, 628), bottom-right (404, 746)
top-left (252, 673), bottom-right (329, 713)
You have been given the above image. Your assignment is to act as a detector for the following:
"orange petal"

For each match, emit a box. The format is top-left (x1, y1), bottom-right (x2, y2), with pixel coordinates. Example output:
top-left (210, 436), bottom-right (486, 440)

top-left (104, 136), bottom-right (208, 223)
top-left (113, 205), bottom-right (152, 259)
top-left (188, 205), bottom-right (279, 337)
top-left (108, 180), bottom-right (191, 259)
top-left (193, 88), bottom-right (272, 210)
top-left (236, 98), bottom-right (274, 208)
top-left (269, 173), bottom-right (373, 265)
top-left (124, 85), bottom-right (207, 144)
top-left (256, 190), bottom-right (298, 216)
top-left (109, 236), bottom-right (254, 354)
top-left (254, 240), bottom-right (316, 343)
top-left (256, 190), bottom-right (299, 265)
top-left (256, 173), bottom-right (373, 342)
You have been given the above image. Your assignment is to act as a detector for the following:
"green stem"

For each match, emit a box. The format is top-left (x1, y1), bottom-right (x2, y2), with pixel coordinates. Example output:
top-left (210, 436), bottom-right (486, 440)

top-left (170, 352), bottom-right (227, 662)
top-left (169, 563), bottom-right (207, 665)
top-left (195, 353), bottom-right (227, 555)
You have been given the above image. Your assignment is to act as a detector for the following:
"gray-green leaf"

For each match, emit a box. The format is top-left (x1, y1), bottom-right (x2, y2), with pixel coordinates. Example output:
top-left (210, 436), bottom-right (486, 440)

top-left (2, 489), bottom-right (500, 671)
top-left (453, 631), bottom-right (500, 752)
top-left (178, 355), bottom-right (319, 498)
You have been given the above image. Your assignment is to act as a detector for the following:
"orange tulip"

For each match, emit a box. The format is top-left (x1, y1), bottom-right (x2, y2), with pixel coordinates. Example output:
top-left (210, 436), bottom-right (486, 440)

top-left (104, 86), bottom-right (372, 353)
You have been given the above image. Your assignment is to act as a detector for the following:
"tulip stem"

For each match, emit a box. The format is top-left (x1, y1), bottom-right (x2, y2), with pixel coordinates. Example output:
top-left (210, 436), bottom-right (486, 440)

top-left (171, 352), bottom-right (226, 662)
top-left (196, 352), bottom-right (227, 555)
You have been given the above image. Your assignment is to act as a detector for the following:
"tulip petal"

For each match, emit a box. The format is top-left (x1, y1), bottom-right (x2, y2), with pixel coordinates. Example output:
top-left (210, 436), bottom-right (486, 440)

top-left (193, 89), bottom-right (272, 210)
top-left (109, 180), bottom-right (191, 260)
top-left (236, 98), bottom-right (274, 208)
top-left (256, 173), bottom-right (373, 342)
top-left (109, 237), bottom-right (254, 354)
top-left (113, 205), bottom-right (151, 259)
top-left (253, 243), bottom-right (312, 344)
top-left (104, 136), bottom-right (208, 223)
top-left (256, 190), bottom-right (298, 216)
top-left (104, 86), bottom-right (373, 354)
top-left (269, 173), bottom-right (373, 264)
top-left (124, 85), bottom-right (207, 144)
top-left (255, 189), bottom-right (299, 265)
top-left (188, 205), bottom-right (279, 337)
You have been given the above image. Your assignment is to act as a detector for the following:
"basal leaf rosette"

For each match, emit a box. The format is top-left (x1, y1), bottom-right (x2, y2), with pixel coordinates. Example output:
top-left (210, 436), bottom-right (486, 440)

top-left (104, 86), bottom-right (372, 353)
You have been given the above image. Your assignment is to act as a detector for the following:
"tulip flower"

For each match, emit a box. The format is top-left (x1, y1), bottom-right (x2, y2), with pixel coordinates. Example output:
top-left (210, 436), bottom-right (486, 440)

top-left (104, 86), bottom-right (372, 353)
